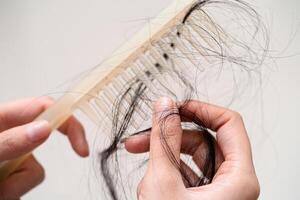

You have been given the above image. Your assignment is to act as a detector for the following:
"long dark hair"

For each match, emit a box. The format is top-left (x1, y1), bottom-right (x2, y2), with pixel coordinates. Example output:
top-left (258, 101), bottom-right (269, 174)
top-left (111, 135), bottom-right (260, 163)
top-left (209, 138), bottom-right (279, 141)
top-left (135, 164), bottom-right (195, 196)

top-left (99, 0), bottom-right (268, 199)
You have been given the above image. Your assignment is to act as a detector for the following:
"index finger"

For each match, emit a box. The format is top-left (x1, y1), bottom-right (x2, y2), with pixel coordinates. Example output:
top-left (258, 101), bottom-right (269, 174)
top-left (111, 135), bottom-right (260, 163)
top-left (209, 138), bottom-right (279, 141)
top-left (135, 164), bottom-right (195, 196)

top-left (0, 97), bottom-right (89, 157)
top-left (179, 101), bottom-right (252, 164)
top-left (0, 97), bottom-right (52, 132)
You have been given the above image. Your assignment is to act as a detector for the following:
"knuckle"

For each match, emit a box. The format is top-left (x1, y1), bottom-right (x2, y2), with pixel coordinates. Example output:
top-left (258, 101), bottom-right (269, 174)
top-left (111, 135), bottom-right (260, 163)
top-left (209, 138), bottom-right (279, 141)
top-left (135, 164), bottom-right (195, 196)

top-left (2, 135), bottom-right (19, 157)
top-left (231, 111), bottom-right (242, 119)
top-left (249, 177), bottom-right (260, 199)
top-left (229, 111), bottom-right (243, 122)
top-left (0, 128), bottom-right (34, 158)
top-left (239, 174), bottom-right (260, 199)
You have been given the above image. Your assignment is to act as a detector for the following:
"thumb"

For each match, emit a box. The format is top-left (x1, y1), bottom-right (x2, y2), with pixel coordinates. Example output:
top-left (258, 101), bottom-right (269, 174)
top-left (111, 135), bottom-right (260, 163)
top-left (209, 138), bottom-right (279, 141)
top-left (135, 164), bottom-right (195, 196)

top-left (147, 97), bottom-right (184, 187)
top-left (0, 120), bottom-right (51, 161)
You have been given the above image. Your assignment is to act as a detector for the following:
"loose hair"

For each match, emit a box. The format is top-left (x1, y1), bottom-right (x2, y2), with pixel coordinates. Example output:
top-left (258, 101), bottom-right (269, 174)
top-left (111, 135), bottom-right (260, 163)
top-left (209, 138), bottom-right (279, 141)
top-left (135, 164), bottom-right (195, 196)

top-left (98, 0), bottom-right (268, 199)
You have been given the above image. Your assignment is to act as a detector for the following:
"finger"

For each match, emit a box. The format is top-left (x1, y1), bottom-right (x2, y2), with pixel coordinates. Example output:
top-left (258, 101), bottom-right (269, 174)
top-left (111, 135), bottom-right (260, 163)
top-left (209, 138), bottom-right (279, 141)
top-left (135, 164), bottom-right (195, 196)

top-left (0, 97), bottom-right (53, 132)
top-left (58, 116), bottom-right (89, 157)
top-left (180, 160), bottom-right (200, 187)
top-left (179, 131), bottom-right (224, 175)
top-left (0, 120), bottom-right (51, 161)
top-left (124, 129), bottom-right (202, 154)
top-left (123, 132), bottom-right (151, 154)
top-left (147, 97), bottom-right (184, 186)
top-left (0, 156), bottom-right (44, 200)
top-left (192, 139), bottom-right (224, 174)
top-left (179, 101), bottom-right (252, 163)
top-left (0, 97), bottom-right (89, 157)
top-left (125, 129), bottom-right (224, 172)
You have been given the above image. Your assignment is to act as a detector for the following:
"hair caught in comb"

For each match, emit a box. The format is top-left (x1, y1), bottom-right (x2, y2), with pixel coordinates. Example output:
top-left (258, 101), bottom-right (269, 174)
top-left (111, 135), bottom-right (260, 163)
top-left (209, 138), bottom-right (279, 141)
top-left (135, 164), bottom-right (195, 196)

top-left (97, 0), bottom-right (268, 199)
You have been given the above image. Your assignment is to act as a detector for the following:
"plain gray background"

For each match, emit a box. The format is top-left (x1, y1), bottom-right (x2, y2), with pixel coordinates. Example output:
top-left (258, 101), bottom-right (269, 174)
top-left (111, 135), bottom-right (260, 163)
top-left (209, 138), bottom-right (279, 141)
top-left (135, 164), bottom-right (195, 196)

top-left (0, 0), bottom-right (299, 199)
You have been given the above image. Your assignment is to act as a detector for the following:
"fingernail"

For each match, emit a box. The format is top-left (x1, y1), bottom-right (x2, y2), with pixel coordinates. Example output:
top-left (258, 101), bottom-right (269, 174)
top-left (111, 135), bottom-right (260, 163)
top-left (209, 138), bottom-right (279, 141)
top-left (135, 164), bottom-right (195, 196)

top-left (26, 120), bottom-right (51, 142)
top-left (157, 97), bottom-right (173, 109)
top-left (154, 97), bottom-right (174, 120)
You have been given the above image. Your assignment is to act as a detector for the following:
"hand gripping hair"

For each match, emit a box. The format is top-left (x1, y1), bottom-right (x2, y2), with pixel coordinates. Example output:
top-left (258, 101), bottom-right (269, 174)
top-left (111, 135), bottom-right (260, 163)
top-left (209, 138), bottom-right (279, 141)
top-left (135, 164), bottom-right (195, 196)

top-left (0, 0), bottom-right (268, 199)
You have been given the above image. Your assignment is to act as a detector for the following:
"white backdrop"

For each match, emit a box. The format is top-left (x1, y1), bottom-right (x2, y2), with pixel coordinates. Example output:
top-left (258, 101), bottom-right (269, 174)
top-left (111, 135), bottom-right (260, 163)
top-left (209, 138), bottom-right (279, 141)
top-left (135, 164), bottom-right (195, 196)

top-left (0, 0), bottom-right (299, 199)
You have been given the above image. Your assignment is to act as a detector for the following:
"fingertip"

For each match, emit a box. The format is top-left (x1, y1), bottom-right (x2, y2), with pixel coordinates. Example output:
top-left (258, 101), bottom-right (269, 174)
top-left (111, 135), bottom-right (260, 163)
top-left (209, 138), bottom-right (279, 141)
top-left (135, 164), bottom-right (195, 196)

top-left (124, 134), bottom-right (150, 153)
top-left (71, 124), bottom-right (90, 157)
top-left (80, 138), bottom-right (90, 157)
top-left (73, 145), bottom-right (89, 158)
top-left (78, 145), bottom-right (90, 157)
top-left (75, 138), bottom-right (90, 157)
top-left (152, 97), bottom-right (176, 128)
top-left (154, 97), bottom-right (174, 112)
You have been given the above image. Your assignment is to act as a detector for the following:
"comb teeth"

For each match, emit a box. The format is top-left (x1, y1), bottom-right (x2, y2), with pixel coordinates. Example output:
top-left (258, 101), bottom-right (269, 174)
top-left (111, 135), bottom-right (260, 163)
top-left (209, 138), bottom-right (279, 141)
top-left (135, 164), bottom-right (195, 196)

top-left (78, 102), bottom-right (101, 125)
top-left (76, 1), bottom-right (250, 131)
top-left (91, 99), bottom-right (108, 122)
top-left (110, 81), bottom-right (149, 121)
top-left (150, 48), bottom-right (170, 72)
top-left (189, 14), bottom-right (227, 56)
top-left (174, 36), bottom-right (202, 69)
top-left (141, 55), bottom-right (178, 98)
top-left (80, 67), bottom-right (153, 130)
top-left (128, 65), bottom-right (154, 94)
top-left (99, 92), bottom-right (114, 116)
top-left (43, 0), bottom-right (254, 132)
top-left (158, 38), bottom-right (189, 72)
top-left (180, 27), bottom-right (210, 67)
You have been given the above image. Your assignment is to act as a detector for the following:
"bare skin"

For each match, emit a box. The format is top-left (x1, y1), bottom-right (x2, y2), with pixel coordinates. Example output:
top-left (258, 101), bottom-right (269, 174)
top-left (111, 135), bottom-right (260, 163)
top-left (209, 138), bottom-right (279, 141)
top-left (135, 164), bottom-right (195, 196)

top-left (125, 97), bottom-right (260, 200)
top-left (0, 97), bottom-right (259, 200)
top-left (0, 97), bottom-right (89, 200)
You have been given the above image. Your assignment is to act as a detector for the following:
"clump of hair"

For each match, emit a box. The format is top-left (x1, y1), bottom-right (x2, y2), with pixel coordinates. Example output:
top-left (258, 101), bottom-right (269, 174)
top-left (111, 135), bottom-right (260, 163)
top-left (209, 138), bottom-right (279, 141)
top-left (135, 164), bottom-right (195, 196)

top-left (98, 0), bottom-right (269, 199)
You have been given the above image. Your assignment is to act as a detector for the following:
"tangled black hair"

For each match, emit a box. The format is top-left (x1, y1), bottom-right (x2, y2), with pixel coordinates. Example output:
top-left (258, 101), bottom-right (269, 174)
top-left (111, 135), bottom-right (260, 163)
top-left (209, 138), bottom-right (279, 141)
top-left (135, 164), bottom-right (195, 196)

top-left (98, 0), bottom-right (268, 199)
